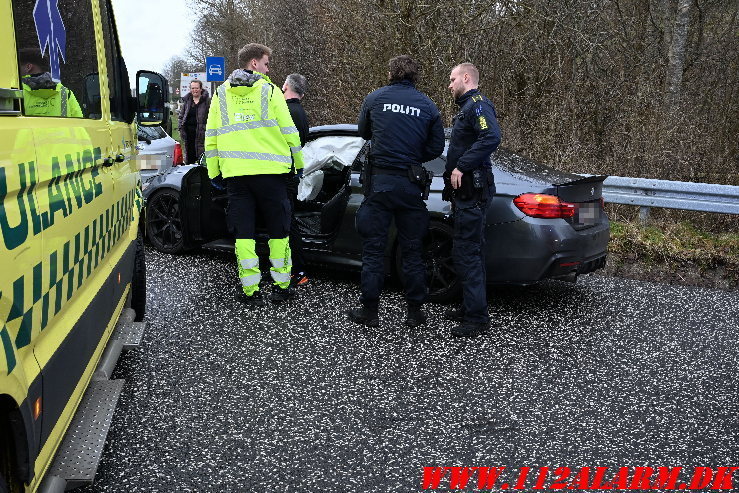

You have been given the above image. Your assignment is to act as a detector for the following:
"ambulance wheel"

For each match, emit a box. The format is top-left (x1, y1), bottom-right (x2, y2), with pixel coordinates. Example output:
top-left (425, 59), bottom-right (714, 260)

top-left (395, 221), bottom-right (460, 304)
top-left (131, 236), bottom-right (146, 322)
top-left (0, 423), bottom-right (22, 493)
top-left (146, 189), bottom-right (186, 254)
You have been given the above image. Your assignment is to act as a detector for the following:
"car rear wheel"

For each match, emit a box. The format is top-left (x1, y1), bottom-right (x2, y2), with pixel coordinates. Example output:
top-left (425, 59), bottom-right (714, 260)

top-left (146, 189), bottom-right (186, 254)
top-left (395, 221), bottom-right (460, 304)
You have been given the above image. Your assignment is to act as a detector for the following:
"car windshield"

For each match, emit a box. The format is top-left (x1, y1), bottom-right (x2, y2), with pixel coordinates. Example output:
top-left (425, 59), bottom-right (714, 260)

top-left (138, 125), bottom-right (167, 141)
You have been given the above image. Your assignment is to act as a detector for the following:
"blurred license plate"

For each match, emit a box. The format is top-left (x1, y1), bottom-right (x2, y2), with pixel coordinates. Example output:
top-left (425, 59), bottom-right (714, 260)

top-left (134, 155), bottom-right (169, 170)
top-left (577, 203), bottom-right (600, 224)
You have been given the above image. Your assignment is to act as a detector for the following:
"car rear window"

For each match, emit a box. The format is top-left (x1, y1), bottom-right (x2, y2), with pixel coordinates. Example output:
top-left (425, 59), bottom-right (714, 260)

top-left (138, 125), bottom-right (167, 141)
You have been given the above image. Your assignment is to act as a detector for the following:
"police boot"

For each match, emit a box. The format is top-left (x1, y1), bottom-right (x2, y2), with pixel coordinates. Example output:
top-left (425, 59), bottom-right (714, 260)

top-left (270, 286), bottom-right (295, 303)
top-left (405, 306), bottom-right (427, 328)
top-left (241, 290), bottom-right (266, 308)
top-left (444, 307), bottom-right (465, 322)
top-left (450, 321), bottom-right (490, 338)
top-left (347, 306), bottom-right (379, 328)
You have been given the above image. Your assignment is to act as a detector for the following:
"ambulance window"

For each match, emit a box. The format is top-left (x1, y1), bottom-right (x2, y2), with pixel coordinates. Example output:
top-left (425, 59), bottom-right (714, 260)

top-left (12, 0), bottom-right (101, 119)
top-left (98, 0), bottom-right (128, 121)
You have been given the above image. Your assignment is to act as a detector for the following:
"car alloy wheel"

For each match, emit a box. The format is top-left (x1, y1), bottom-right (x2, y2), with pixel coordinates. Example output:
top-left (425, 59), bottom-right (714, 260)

top-left (146, 189), bottom-right (186, 254)
top-left (395, 221), bottom-right (460, 304)
top-left (423, 221), bottom-right (460, 303)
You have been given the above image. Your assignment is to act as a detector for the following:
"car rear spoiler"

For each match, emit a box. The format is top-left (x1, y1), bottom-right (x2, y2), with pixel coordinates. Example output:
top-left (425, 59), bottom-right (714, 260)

top-left (552, 174), bottom-right (609, 187)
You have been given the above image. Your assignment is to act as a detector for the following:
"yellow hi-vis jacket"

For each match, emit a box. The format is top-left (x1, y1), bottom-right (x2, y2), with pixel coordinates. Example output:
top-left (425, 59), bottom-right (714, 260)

top-left (204, 73), bottom-right (304, 179)
top-left (21, 78), bottom-right (83, 118)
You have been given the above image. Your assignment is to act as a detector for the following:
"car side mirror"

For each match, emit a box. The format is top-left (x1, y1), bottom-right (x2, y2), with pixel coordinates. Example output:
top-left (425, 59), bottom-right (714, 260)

top-left (136, 70), bottom-right (169, 127)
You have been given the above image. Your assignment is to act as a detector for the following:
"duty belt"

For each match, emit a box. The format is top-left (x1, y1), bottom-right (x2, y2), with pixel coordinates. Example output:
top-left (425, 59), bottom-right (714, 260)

top-left (371, 166), bottom-right (408, 176)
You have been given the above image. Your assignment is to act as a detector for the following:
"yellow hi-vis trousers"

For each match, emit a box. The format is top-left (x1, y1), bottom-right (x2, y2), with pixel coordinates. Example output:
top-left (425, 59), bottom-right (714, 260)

top-left (236, 239), bottom-right (260, 295)
top-left (268, 238), bottom-right (292, 289)
top-left (235, 238), bottom-right (292, 295)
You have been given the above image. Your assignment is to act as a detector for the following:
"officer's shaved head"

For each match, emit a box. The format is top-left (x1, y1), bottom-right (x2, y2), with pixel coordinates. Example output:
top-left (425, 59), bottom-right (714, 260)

top-left (453, 63), bottom-right (480, 86)
top-left (238, 43), bottom-right (272, 69)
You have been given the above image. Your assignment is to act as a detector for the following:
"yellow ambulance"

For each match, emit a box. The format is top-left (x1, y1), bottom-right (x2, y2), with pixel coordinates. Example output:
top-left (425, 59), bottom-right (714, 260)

top-left (0, 0), bottom-right (167, 490)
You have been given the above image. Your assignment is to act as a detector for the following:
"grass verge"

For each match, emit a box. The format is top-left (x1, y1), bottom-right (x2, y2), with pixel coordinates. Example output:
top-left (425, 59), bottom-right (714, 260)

top-left (603, 220), bottom-right (739, 290)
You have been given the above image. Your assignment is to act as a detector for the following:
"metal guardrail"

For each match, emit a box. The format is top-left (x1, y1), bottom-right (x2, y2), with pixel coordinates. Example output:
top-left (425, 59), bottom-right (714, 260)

top-left (600, 176), bottom-right (739, 222)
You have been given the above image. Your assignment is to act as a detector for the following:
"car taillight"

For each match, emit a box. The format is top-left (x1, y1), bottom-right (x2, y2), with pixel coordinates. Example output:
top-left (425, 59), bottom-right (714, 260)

top-left (513, 193), bottom-right (576, 219)
top-left (599, 197), bottom-right (605, 208)
top-left (173, 143), bottom-right (183, 165)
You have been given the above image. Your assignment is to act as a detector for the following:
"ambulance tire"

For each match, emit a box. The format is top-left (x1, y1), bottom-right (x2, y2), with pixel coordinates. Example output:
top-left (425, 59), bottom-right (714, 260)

top-left (146, 189), bottom-right (186, 254)
top-left (0, 425), bottom-right (21, 493)
top-left (131, 237), bottom-right (146, 322)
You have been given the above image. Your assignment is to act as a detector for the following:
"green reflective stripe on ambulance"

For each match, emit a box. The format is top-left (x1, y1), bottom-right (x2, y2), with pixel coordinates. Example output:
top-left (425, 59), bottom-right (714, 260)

top-left (280, 126), bottom-right (298, 135)
top-left (218, 84), bottom-right (229, 126)
top-left (261, 84), bottom-right (270, 120)
top-left (205, 119), bottom-right (279, 137)
top-left (240, 258), bottom-right (259, 269)
top-left (60, 86), bottom-right (68, 117)
top-left (1, 327), bottom-right (15, 374)
top-left (1, 188), bottom-right (138, 375)
top-left (240, 273), bottom-right (261, 287)
top-left (205, 151), bottom-right (292, 163)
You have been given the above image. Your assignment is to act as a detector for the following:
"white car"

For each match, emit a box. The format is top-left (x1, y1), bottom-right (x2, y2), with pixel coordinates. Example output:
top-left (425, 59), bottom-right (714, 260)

top-left (209, 65), bottom-right (222, 76)
top-left (136, 125), bottom-right (179, 182)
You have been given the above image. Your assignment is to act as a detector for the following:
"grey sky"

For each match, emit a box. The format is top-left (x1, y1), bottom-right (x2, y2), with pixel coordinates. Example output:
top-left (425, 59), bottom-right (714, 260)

top-left (111, 0), bottom-right (195, 85)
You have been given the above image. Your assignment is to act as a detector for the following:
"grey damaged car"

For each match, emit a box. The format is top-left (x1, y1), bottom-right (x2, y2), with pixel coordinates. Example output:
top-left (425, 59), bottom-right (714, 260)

top-left (142, 124), bottom-right (609, 302)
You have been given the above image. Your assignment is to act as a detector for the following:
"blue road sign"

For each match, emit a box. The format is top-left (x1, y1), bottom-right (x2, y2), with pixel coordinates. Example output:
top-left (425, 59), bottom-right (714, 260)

top-left (206, 56), bottom-right (225, 82)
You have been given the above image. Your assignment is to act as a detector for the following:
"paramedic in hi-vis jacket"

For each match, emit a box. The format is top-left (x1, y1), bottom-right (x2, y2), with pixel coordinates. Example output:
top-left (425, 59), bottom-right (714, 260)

top-left (204, 43), bottom-right (304, 307)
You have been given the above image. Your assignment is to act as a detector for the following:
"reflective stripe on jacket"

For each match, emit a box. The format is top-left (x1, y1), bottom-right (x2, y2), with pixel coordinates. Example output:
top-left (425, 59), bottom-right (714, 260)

top-left (204, 78), bottom-right (304, 179)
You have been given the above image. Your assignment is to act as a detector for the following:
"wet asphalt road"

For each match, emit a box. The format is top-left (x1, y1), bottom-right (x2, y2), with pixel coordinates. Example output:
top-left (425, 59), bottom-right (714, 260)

top-left (80, 247), bottom-right (739, 492)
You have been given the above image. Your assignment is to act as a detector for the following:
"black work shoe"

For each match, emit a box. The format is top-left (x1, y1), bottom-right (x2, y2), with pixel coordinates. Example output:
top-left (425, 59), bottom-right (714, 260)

top-left (242, 290), bottom-right (265, 308)
top-left (450, 321), bottom-right (490, 338)
top-left (347, 307), bottom-right (379, 327)
top-left (405, 308), bottom-right (427, 327)
top-left (270, 287), bottom-right (295, 303)
top-left (444, 307), bottom-right (465, 322)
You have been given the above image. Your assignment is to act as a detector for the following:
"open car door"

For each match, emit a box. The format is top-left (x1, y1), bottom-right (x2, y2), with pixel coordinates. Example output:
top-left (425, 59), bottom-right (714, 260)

top-left (295, 135), bottom-right (365, 244)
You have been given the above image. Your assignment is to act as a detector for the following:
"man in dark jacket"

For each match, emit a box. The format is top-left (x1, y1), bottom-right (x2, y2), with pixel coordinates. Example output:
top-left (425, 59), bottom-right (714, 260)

top-left (282, 73), bottom-right (310, 286)
top-left (443, 62), bottom-right (501, 337)
top-left (348, 55), bottom-right (445, 328)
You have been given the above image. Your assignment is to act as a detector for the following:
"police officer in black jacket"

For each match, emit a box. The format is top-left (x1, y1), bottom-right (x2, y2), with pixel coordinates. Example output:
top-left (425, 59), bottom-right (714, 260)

top-left (443, 62), bottom-right (501, 337)
top-left (348, 55), bottom-right (445, 328)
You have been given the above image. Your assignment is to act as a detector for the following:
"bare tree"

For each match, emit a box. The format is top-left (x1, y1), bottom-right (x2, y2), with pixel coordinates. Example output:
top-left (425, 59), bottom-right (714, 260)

top-left (182, 0), bottom-right (739, 185)
top-left (663, 0), bottom-right (692, 113)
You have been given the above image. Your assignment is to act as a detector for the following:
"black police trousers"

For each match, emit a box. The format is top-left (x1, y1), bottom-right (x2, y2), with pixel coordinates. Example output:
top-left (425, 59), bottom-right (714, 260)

top-left (355, 178), bottom-right (429, 311)
top-left (452, 185), bottom-right (493, 324)
top-left (225, 174), bottom-right (291, 239)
